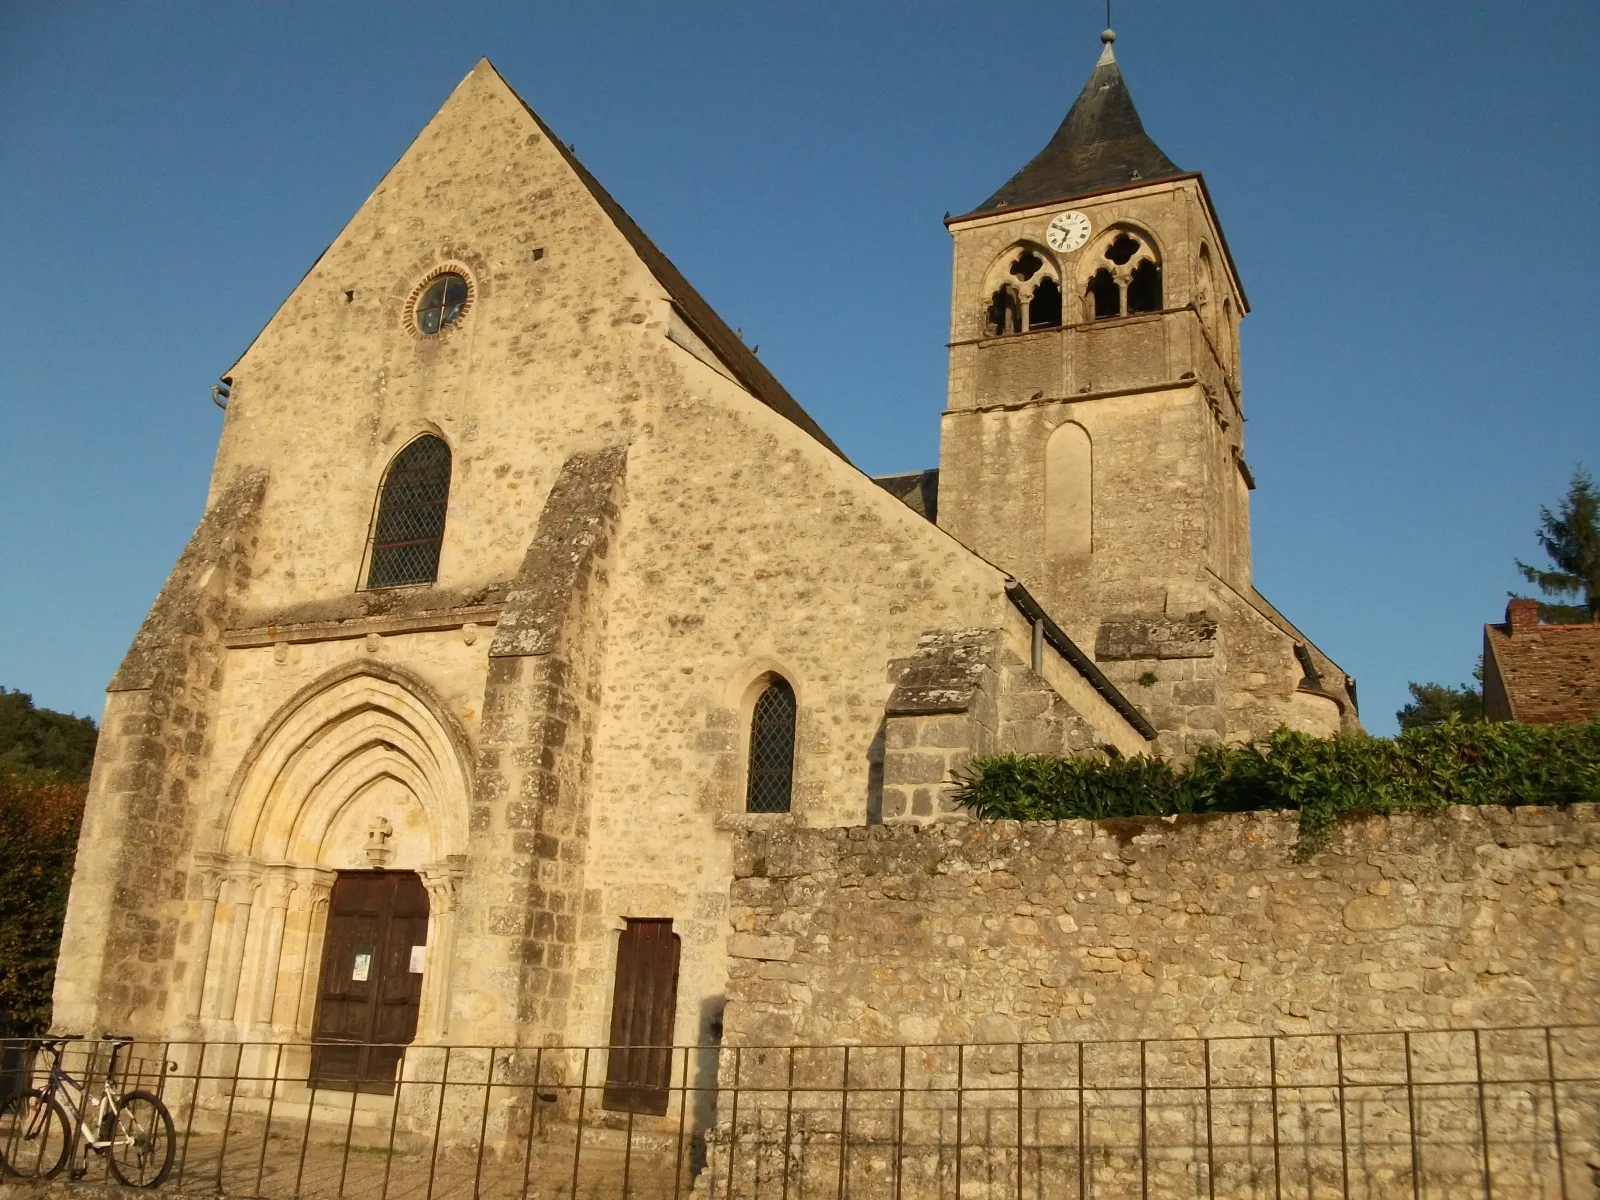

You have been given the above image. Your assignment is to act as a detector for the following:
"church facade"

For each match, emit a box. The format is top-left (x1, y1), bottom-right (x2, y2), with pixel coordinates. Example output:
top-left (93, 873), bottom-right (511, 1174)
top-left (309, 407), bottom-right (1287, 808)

top-left (53, 39), bottom-right (1354, 1099)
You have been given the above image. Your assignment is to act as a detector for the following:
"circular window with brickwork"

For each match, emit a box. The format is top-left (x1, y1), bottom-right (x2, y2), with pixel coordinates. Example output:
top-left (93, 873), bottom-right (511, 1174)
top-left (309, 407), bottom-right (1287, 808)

top-left (409, 270), bottom-right (472, 336)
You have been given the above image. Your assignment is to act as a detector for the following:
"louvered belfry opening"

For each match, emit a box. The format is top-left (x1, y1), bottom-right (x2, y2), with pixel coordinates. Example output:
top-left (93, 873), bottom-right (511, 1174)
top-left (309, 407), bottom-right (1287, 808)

top-left (745, 677), bottom-right (796, 814)
top-left (366, 435), bottom-right (452, 588)
top-left (603, 919), bottom-right (682, 1115)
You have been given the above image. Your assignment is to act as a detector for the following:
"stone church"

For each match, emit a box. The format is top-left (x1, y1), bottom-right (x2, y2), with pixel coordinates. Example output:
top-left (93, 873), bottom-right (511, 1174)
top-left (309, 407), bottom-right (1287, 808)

top-left (54, 33), bottom-right (1355, 1101)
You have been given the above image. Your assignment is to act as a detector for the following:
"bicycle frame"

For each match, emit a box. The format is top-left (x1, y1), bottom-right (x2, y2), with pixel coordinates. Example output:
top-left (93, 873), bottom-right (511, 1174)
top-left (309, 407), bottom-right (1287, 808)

top-left (40, 1040), bottom-right (128, 1155)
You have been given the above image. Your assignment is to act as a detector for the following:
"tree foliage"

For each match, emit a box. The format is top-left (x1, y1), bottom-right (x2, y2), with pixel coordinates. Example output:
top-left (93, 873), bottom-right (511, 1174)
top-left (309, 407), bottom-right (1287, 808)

top-left (954, 719), bottom-right (1600, 856)
top-left (0, 689), bottom-right (98, 782)
top-left (0, 773), bottom-right (86, 1035)
top-left (1397, 660), bottom-right (1485, 731)
top-left (1516, 465), bottom-right (1600, 622)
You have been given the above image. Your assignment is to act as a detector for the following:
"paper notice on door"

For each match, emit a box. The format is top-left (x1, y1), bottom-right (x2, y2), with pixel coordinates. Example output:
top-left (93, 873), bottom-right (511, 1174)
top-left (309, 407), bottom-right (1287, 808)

top-left (351, 950), bottom-right (373, 982)
top-left (409, 945), bottom-right (426, 974)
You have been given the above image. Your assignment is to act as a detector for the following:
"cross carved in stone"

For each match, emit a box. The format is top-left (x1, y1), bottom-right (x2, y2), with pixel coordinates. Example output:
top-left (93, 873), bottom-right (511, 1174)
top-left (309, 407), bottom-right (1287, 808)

top-left (365, 816), bottom-right (395, 867)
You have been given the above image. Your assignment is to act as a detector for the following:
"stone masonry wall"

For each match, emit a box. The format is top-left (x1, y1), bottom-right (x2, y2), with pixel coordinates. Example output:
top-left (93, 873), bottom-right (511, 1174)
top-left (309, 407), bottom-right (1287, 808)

top-left (457, 445), bottom-right (627, 1046)
top-left (711, 806), bottom-right (1599, 1198)
top-left (724, 805), bottom-right (1598, 1047)
top-left (879, 629), bottom-right (1110, 825)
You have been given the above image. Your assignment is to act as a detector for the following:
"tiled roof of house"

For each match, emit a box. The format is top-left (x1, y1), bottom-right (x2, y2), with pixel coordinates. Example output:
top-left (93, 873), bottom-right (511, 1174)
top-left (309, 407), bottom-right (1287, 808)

top-left (1484, 617), bottom-right (1600, 724)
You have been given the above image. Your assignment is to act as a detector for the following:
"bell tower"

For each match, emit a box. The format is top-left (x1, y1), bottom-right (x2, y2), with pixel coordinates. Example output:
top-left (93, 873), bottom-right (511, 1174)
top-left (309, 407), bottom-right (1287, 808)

top-left (938, 28), bottom-right (1251, 639)
top-left (936, 30), bottom-right (1358, 751)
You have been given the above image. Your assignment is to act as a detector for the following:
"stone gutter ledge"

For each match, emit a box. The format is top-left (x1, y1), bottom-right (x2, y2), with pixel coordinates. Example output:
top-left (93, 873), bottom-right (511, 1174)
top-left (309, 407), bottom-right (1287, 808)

top-left (224, 604), bottom-right (501, 648)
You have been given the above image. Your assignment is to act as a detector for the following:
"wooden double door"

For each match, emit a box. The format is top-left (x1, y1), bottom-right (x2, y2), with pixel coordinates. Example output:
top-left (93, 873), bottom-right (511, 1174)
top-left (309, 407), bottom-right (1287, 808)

top-left (310, 871), bottom-right (430, 1093)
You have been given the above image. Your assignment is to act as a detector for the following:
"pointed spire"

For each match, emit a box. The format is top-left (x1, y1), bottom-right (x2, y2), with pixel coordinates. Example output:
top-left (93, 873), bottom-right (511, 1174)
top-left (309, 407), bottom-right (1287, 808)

top-left (971, 30), bottom-right (1181, 213)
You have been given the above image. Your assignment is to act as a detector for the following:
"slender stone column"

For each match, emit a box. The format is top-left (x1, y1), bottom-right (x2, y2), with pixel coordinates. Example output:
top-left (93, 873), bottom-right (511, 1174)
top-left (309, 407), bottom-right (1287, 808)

top-left (181, 854), bottom-right (229, 1025)
top-left (291, 868), bottom-right (338, 1038)
top-left (208, 860), bottom-right (262, 1026)
top-left (248, 869), bottom-right (298, 1033)
top-left (418, 856), bottom-right (467, 1042)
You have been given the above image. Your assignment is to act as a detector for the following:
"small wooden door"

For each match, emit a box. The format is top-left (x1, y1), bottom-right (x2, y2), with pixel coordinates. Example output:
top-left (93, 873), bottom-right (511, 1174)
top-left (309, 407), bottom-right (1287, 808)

top-left (310, 871), bottom-right (429, 1093)
top-left (602, 919), bottom-right (681, 1115)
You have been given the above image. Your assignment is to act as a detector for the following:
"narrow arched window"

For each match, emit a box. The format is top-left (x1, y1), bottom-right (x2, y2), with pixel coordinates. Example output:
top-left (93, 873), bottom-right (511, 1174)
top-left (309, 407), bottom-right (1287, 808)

top-left (1127, 260), bottom-right (1163, 313)
top-left (1222, 298), bottom-right (1236, 376)
top-left (746, 677), bottom-right (796, 814)
top-left (1088, 268), bottom-right (1121, 319)
top-left (366, 435), bottom-right (451, 589)
top-left (1028, 277), bottom-right (1062, 329)
top-left (986, 286), bottom-right (1021, 337)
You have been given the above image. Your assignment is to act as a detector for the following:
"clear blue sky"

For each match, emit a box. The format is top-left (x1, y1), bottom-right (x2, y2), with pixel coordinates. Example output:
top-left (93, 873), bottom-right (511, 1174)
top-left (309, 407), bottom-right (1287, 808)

top-left (1, 2), bottom-right (1596, 734)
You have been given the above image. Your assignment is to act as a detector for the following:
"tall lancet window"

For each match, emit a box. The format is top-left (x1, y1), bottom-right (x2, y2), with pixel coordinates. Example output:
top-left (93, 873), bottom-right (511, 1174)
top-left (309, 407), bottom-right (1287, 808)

top-left (366, 435), bottom-right (452, 588)
top-left (746, 677), bottom-right (797, 814)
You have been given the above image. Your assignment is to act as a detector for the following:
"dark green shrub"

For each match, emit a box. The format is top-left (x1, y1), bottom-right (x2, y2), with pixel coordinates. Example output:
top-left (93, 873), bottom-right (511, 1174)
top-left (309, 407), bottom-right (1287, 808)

top-left (0, 774), bottom-right (86, 1035)
top-left (954, 718), bottom-right (1600, 854)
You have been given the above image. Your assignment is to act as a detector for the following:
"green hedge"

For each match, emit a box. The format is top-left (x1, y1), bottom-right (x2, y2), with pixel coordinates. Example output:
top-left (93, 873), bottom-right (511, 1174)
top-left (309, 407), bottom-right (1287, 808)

top-left (954, 718), bottom-right (1600, 854)
top-left (0, 774), bottom-right (86, 1035)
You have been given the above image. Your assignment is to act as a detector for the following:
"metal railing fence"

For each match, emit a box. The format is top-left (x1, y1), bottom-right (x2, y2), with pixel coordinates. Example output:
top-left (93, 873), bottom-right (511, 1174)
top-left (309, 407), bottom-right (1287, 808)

top-left (0, 1024), bottom-right (1596, 1199)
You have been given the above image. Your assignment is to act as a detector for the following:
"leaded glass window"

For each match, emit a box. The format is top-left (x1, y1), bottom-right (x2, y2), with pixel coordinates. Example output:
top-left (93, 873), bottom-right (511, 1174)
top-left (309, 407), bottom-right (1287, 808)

top-left (366, 436), bottom-right (451, 589)
top-left (746, 678), bottom-right (796, 814)
top-left (414, 273), bottom-right (468, 335)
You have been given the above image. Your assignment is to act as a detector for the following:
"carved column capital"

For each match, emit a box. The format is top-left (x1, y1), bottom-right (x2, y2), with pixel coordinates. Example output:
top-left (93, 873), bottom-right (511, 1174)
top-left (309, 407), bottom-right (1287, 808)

top-left (292, 866), bottom-right (339, 910)
top-left (419, 855), bottom-right (468, 913)
top-left (192, 851), bottom-right (230, 901)
top-left (261, 865), bottom-right (299, 910)
top-left (222, 858), bottom-right (264, 905)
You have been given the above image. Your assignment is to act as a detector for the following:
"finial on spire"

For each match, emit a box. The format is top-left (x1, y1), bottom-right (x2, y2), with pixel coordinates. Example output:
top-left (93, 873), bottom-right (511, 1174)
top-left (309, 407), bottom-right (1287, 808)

top-left (1098, 26), bottom-right (1116, 64)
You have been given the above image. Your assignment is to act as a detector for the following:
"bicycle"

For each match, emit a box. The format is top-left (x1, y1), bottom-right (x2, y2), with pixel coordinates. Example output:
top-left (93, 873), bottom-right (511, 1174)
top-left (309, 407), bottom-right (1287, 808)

top-left (0, 1035), bottom-right (175, 1186)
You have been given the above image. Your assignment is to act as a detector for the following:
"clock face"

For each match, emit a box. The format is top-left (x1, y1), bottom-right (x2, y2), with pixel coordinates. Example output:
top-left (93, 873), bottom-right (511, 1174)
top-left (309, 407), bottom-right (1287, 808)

top-left (1046, 210), bottom-right (1092, 253)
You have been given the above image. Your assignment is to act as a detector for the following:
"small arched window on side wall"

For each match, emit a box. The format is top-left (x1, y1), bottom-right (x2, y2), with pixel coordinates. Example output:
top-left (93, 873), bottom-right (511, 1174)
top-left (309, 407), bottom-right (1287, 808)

top-left (366, 435), bottom-right (452, 589)
top-left (746, 677), bottom-right (797, 814)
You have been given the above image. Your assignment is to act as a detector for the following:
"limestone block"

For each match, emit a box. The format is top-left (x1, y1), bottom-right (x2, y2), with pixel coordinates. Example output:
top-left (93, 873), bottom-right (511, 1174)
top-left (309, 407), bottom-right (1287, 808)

top-left (727, 934), bottom-right (797, 962)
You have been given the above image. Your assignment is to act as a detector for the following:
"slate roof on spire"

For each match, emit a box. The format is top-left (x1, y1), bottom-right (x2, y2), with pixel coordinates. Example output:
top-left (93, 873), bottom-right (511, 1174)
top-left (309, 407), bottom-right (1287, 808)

top-left (972, 38), bottom-right (1182, 213)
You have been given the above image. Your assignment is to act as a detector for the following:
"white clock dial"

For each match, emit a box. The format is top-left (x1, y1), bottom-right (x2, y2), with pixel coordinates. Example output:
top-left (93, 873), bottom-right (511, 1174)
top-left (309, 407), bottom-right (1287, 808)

top-left (1046, 210), bottom-right (1092, 253)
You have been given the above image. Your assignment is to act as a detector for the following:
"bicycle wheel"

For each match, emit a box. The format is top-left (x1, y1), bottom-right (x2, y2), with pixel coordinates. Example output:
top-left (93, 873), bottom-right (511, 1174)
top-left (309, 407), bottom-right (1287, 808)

top-left (105, 1090), bottom-right (174, 1187)
top-left (0, 1089), bottom-right (70, 1179)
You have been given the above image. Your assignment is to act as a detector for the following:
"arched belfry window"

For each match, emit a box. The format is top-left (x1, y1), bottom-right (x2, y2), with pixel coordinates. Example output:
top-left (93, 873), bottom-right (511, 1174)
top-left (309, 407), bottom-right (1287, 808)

top-left (983, 244), bottom-right (1063, 337)
top-left (1083, 229), bottom-right (1162, 320)
top-left (366, 435), bottom-right (452, 589)
top-left (746, 677), bottom-right (797, 814)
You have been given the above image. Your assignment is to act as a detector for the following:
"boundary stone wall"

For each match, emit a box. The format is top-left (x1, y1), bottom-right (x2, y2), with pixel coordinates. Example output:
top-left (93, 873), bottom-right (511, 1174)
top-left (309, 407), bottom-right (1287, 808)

top-left (724, 804), bottom-right (1599, 1047)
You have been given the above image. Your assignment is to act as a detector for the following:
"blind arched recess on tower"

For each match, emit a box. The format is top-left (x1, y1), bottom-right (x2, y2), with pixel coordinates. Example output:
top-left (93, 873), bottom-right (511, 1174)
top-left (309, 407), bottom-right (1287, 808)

top-left (1045, 422), bottom-right (1092, 559)
top-left (366, 435), bottom-right (452, 589)
top-left (746, 678), bottom-right (797, 814)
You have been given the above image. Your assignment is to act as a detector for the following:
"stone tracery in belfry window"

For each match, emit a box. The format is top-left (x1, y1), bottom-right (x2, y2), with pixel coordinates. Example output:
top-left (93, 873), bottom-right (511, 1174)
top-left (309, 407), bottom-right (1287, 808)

top-left (983, 243), bottom-right (1063, 337)
top-left (1081, 227), bottom-right (1162, 321)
